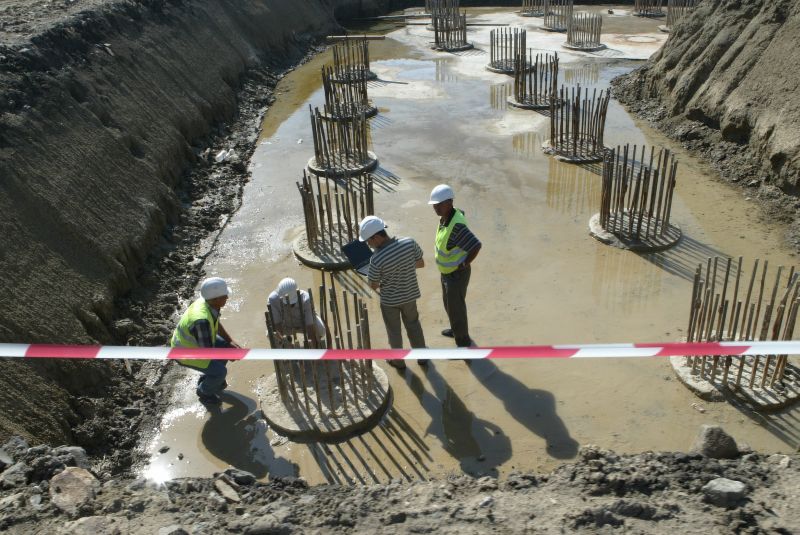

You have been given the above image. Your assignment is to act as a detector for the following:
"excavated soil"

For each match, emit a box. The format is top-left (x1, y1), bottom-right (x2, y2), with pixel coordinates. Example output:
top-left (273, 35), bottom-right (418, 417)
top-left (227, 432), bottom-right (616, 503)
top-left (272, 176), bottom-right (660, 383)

top-left (611, 0), bottom-right (800, 251)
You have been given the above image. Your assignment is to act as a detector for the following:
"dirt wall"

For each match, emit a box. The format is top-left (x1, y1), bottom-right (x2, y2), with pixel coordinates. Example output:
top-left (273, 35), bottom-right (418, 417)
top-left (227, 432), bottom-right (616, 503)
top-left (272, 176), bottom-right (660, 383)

top-left (0, 0), bottom-right (362, 448)
top-left (613, 0), bottom-right (800, 199)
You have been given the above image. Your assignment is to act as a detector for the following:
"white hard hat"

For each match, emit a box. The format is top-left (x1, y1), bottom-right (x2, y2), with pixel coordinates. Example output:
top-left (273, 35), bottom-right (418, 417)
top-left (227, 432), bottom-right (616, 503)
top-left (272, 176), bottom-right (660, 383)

top-left (359, 215), bottom-right (387, 242)
top-left (277, 277), bottom-right (299, 303)
top-left (428, 184), bottom-right (454, 204)
top-left (200, 277), bottom-right (230, 300)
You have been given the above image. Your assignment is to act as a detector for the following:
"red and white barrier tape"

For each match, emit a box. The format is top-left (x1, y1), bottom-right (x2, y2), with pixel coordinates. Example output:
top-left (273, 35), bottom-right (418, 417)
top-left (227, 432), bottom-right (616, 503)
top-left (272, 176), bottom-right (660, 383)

top-left (0, 341), bottom-right (798, 361)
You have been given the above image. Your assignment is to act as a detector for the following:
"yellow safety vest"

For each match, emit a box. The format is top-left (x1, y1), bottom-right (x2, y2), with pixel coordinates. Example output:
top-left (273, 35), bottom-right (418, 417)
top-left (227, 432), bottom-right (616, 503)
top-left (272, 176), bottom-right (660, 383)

top-left (435, 209), bottom-right (469, 275)
top-left (170, 298), bottom-right (218, 370)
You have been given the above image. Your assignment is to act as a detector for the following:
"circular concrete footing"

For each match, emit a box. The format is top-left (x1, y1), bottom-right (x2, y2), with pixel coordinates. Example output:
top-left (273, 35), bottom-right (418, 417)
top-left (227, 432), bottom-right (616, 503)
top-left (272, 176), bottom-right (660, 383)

top-left (319, 105), bottom-right (379, 122)
top-left (658, 25), bottom-right (670, 33)
top-left (588, 212), bottom-right (682, 252)
top-left (669, 356), bottom-right (800, 410)
top-left (330, 70), bottom-right (378, 83)
top-left (507, 96), bottom-right (556, 110)
top-left (431, 43), bottom-right (474, 52)
top-left (562, 43), bottom-right (607, 53)
top-left (307, 152), bottom-right (379, 178)
top-left (542, 139), bottom-right (605, 163)
top-left (292, 232), bottom-right (351, 271)
top-left (486, 60), bottom-right (529, 75)
top-left (259, 364), bottom-right (391, 440)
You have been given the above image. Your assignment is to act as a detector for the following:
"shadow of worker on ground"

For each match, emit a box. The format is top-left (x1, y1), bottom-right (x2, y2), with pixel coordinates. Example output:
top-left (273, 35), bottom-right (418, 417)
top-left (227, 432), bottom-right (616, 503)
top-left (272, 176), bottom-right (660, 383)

top-left (201, 391), bottom-right (296, 479)
top-left (406, 364), bottom-right (510, 477)
top-left (468, 360), bottom-right (579, 460)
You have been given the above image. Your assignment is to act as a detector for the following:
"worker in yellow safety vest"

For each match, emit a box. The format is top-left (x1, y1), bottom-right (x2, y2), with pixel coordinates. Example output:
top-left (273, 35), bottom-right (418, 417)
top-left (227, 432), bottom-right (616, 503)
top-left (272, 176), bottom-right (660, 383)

top-left (429, 184), bottom-right (481, 349)
top-left (171, 277), bottom-right (240, 405)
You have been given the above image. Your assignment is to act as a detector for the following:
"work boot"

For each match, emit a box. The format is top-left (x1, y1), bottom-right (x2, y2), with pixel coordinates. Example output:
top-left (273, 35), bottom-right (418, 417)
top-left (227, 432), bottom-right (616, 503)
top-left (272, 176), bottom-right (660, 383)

top-left (441, 328), bottom-right (454, 338)
top-left (388, 359), bottom-right (407, 370)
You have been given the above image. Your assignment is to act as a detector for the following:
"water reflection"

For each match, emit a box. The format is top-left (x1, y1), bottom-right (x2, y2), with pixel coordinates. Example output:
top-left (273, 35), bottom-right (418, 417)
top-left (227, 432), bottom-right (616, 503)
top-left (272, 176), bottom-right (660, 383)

top-left (563, 62), bottom-right (600, 85)
top-left (408, 365), bottom-right (511, 476)
top-left (512, 131), bottom-right (545, 158)
top-left (201, 392), bottom-right (296, 479)
top-left (592, 247), bottom-right (665, 314)
top-left (490, 82), bottom-right (512, 111)
top-left (546, 157), bottom-right (601, 216)
top-left (467, 360), bottom-right (578, 460)
top-left (434, 57), bottom-right (458, 83)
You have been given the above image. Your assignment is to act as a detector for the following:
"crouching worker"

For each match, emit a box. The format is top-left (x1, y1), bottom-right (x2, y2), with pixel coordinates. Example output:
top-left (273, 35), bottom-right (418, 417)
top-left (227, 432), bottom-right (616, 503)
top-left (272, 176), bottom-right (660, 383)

top-left (267, 277), bottom-right (328, 348)
top-left (171, 277), bottom-right (240, 405)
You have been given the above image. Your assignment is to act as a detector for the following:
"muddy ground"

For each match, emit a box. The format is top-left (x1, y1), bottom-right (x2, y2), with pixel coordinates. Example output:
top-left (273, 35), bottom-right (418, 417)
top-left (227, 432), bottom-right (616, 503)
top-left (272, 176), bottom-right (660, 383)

top-left (2, 0), bottom-right (800, 532)
top-left (0, 433), bottom-right (797, 534)
top-left (611, 0), bottom-right (800, 251)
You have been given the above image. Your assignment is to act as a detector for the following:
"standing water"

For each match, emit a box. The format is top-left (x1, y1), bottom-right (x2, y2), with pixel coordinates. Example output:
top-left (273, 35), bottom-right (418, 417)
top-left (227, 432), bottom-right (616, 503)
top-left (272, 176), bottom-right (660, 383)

top-left (142, 6), bottom-right (799, 485)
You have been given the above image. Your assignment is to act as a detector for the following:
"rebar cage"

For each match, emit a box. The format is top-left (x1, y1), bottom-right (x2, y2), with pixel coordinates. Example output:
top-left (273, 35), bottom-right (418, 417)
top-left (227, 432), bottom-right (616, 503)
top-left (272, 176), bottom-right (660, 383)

top-left (547, 85), bottom-right (610, 162)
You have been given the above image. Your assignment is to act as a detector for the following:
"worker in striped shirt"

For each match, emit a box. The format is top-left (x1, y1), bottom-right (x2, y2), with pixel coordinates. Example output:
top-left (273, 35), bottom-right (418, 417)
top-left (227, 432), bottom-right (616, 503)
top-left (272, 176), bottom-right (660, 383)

top-left (429, 184), bottom-right (481, 349)
top-left (359, 216), bottom-right (428, 370)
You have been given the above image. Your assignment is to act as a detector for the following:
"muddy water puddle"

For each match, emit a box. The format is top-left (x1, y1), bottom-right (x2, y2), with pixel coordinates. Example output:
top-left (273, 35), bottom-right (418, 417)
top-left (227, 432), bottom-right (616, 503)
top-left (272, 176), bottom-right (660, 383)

top-left (141, 8), bottom-right (800, 485)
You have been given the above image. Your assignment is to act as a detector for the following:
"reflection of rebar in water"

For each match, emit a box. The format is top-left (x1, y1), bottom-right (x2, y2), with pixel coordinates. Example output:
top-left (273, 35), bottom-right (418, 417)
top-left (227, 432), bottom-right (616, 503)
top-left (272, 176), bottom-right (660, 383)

top-left (309, 106), bottom-right (372, 172)
top-left (548, 85), bottom-right (610, 160)
top-left (490, 83), bottom-right (512, 110)
top-left (489, 28), bottom-right (526, 73)
top-left (591, 247), bottom-right (664, 314)
top-left (265, 272), bottom-right (376, 416)
top-left (685, 257), bottom-right (800, 391)
top-left (599, 145), bottom-right (678, 242)
top-left (513, 50), bottom-right (559, 107)
top-left (566, 12), bottom-right (602, 49)
top-left (634, 0), bottom-right (665, 17)
top-left (512, 131), bottom-right (546, 158)
top-left (297, 170), bottom-right (375, 251)
top-left (434, 58), bottom-right (458, 83)
top-left (543, 0), bottom-right (573, 32)
top-left (322, 66), bottom-right (373, 120)
top-left (331, 38), bottom-right (372, 83)
top-left (666, 0), bottom-right (697, 29)
top-left (563, 62), bottom-right (600, 85)
top-left (520, 0), bottom-right (546, 17)
top-left (546, 157), bottom-right (601, 216)
top-left (431, 1), bottom-right (470, 51)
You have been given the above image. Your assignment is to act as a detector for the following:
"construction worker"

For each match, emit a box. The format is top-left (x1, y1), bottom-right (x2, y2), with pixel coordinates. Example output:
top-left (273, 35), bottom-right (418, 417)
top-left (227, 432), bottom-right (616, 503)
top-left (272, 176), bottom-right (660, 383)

top-left (429, 184), bottom-right (481, 348)
top-left (267, 277), bottom-right (327, 348)
top-left (359, 215), bottom-right (428, 369)
top-left (171, 277), bottom-right (240, 405)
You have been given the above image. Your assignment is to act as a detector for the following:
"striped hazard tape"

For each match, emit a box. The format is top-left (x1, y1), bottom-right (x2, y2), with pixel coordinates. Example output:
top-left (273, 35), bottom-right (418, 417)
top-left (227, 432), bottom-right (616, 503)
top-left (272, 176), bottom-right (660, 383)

top-left (0, 341), bottom-right (798, 360)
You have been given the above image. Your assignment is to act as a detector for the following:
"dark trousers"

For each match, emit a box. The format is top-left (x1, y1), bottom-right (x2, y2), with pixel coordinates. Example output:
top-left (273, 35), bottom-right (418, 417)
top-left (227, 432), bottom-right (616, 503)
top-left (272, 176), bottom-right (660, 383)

top-left (441, 266), bottom-right (471, 347)
top-left (196, 336), bottom-right (230, 396)
top-left (380, 301), bottom-right (426, 349)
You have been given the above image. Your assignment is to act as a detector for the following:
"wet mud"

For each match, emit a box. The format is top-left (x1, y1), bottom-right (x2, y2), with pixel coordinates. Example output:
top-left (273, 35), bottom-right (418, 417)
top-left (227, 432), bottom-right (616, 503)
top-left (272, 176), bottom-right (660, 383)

top-left (141, 8), bottom-right (800, 486)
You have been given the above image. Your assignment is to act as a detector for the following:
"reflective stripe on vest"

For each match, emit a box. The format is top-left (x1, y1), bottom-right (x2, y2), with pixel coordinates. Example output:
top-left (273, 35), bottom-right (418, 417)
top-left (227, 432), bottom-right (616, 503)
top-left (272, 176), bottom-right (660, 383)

top-left (435, 209), bottom-right (469, 275)
top-left (170, 298), bottom-right (218, 370)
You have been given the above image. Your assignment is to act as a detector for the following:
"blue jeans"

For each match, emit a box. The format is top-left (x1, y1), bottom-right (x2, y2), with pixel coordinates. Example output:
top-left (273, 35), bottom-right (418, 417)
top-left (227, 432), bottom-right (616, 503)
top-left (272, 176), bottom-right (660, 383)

top-left (196, 336), bottom-right (230, 397)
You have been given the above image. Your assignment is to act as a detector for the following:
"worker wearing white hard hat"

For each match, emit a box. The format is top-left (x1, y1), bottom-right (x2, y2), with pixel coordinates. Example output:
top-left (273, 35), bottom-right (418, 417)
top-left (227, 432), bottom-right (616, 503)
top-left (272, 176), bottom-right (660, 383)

top-left (359, 216), bottom-right (428, 369)
top-left (171, 277), bottom-right (241, 405)
top-left (429, 184), bottom-right (481, 348)
top-left (267, 277), bottom-right (327, 348)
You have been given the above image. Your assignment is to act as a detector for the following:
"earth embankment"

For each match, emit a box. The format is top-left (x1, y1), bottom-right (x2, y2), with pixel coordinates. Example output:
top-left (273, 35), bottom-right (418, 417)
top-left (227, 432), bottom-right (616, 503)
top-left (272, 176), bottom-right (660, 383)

top-left (612, 0), bottom-right (800, 242)
top-left (0, 0), bottom-right (382, 449)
